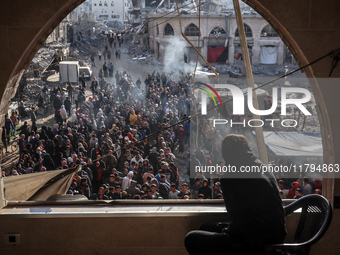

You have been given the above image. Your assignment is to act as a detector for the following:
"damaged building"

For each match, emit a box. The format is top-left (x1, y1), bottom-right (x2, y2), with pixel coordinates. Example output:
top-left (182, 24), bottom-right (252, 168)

top-left (146, 1), bottom-right (288, 66)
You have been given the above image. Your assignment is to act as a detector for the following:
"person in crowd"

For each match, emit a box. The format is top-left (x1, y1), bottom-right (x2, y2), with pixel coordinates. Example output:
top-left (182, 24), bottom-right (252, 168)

top-left (80, 72), bottom-right (86, 89)
top-left (126, 180), bottom-right (140, 198)
top-left (122, 171), bottom-right (134, 191)
top-left (158, 174), bottom-right (171, 199)
top-left (198, 179), bottom-right (212, 199)
top-left (150, 184), bottom-right (160, 199)
top-left (213, 182), bottom-right (223, 199)
top-left (64, 97), bottom-right (71, 117)
top-left (178, 183), bottom-right (191, 199)
top-left (191, 178), bottom-right (202, 199)
top-left (302, 178), bottom-right (312, 196)
top-left (4, 114), bottom-right (15, 144)
top-left (98, 50), bottom-right (102, 61)
top-left (294, 188), bottom-right (303, 199)
top-left (10, 112), bottom-right (18, 135)
top-left (169, 184), bottom-right (180, 199)
top-left (2, 126), bottom-right (8, 153)
top-left (287, 181), bottom-right (300, 199)
top-left (91, 53), bottom-right (95, 67)
top-left (112, 185), bottom-right (122, 199)
top-left (277, 180), bottom-right (289, 199)
top-left (30, 107), bottom-right (37, 132)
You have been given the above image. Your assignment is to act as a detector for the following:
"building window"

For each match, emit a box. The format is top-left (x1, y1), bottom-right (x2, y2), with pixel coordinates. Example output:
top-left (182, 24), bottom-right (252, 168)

top-left (94, 3), bottom-right (97, 6)
top-left (156, 24), bottom-right (159, 35)
top-left (235, 24), bottom-right (252, 37)
top-left (184, 23), bottom-right (200, 37)
top-left (164, 23), bottom-right (174, 36)
top-left (209, 26), bottom-right (226, 38)
top-left (99, 1), bottom-right (102, 6)
top-left (111, 1), bottom-right (114, 6)
top-left (261, 24), bottom-right (278, 37)
top-left (104, 1), bottom-right (108, 6)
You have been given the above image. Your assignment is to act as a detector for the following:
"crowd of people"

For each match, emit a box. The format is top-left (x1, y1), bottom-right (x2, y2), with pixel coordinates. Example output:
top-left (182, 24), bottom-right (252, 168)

top-left (2, 40), bottom-right (323, 201)
top-left (277, 177), bottom-right (322, 199)
top-left (3, 65), bottom-right (230, 200)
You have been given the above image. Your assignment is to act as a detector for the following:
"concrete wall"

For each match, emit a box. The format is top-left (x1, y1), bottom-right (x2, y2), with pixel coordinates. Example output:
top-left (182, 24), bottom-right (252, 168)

top-left (0, 0), bottom-right (340, 254)
top-left (0, 209), bottom-right (336, 255)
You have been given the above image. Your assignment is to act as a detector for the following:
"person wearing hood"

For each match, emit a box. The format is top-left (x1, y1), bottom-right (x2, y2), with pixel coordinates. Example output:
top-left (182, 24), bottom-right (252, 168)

top-left (71, 109), bottom-right (78, 124)
top-left (287, 181), bottom-right (300, 199)
top-left (129, 110), bottom-right (137, 126)
top-left (198, 179), bottom-right (212, 199)
top-left (122, 171), bottom-right (134, 191)
top-left (43, 154), bottom-right (55, 171)
top-left (60, 105), bottom-right (68, 121)
top-left (185, 134), bottom-right (286, 255)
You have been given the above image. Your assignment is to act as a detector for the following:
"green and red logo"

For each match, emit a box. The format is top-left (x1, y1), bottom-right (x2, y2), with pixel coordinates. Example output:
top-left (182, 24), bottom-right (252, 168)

top-left (197, 82), bottom-right (223, 107)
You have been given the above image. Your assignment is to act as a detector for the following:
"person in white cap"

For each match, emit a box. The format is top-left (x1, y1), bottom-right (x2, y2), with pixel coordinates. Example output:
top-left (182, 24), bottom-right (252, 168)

top-left (121, 171), bottom-right (134, 191)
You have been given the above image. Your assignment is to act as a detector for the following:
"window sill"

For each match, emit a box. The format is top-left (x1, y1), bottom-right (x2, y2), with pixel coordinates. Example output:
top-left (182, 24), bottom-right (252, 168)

top-left (1, 200), bottom-right (226, 218)
top-left (0, 199), bottom-right (296, 218)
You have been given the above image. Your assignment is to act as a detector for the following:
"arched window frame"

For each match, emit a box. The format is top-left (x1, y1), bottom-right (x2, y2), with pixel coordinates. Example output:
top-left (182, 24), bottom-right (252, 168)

top-left (164, 23), bottom-right (174, 36)
top-left (209, 26), bottom-right (227, 38)
top-left (235, 24), bottom-right (252, 37)
top-left (184, 23), bottom-right (200, 37)
top-left (261, 24), bottom-right (279, 37)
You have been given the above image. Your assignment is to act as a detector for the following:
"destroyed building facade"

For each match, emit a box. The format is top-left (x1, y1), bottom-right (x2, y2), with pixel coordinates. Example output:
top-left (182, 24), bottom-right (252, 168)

top-left (147, 11), bottom-right (287, 66)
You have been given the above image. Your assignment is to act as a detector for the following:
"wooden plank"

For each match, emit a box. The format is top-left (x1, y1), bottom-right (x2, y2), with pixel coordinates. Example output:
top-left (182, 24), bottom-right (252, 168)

top-left (232, 0), bottom-right (268, 164)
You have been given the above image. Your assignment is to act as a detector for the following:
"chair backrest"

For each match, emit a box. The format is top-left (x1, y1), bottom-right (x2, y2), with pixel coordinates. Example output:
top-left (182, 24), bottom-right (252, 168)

top-left (284, 194), bottom-right (332, 245)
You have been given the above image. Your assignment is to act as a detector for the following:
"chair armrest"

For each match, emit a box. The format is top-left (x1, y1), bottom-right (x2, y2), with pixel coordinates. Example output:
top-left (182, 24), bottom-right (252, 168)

top-left (265, 243), bottom-right (310, 255)
top-left (283, 200), bottom-right (299, 216)
top-left (266, 242), bottom-right (309, 249)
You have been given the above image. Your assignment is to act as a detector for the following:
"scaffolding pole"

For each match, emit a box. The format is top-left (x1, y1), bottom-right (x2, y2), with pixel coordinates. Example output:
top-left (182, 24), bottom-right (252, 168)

top-left (232, 0), bottom-right (268, 164)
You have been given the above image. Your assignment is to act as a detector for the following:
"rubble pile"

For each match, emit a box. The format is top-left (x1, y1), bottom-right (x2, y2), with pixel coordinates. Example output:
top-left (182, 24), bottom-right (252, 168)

top-left (70, 21), bottom-right (109, 63)
top-left (28, 42), bottom-right (69, 80)
top-left (27, 48), bottom-right (54, 78)
top-left (10, 77), bottom-right (51, 116)
top-left (70, 34), bottom-right (104, 63)
top-left (124, 44), bottom-right (154, 61)
top-left (213, 64), bottom-right (286, 77)
top-left (121, 23), bottom-right (155, 62)
top-left (20, 79), bottom-right (46, 104)
top-left (251, 65), bottom-right (285, 76)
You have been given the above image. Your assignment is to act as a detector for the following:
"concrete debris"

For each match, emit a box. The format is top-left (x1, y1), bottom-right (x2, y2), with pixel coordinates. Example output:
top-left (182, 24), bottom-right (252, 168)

top-left (124, 45), bottom-right (154, 61)
top-left (251, 65), bottom-right (285, 76)
top-left (12, 78), bottom-right (49, 114)
top-left (212, 64), bottom-right (285, 77)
